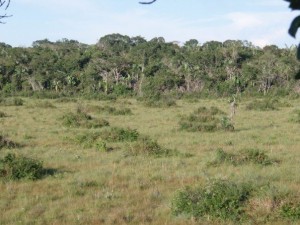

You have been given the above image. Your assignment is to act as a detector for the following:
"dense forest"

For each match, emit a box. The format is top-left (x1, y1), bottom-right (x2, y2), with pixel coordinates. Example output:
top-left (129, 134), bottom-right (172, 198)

top-left (1, 34), bottom-right (300, 100)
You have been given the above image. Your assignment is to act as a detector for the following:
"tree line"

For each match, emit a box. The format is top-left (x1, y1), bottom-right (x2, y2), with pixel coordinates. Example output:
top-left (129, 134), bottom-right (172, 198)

top-left (0, 34), bottom-right (299, 99)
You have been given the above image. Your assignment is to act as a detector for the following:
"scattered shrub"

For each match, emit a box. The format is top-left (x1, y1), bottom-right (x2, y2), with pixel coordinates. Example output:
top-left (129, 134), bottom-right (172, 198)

top-left (0, 153), bottom-right (44, 180)
top-left (179, 106), bottom-right (232, 132)
top-left (172, 180), bottom-right (252, 221)
top-left (0, 135), bottom-right (20, 149)
top-left (208, 148), bottom-right (275, 166)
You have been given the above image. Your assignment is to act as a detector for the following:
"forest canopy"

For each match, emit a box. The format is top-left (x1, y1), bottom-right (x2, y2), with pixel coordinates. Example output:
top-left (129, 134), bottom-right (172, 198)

top-left (0, 35), bottom-right (299, 99)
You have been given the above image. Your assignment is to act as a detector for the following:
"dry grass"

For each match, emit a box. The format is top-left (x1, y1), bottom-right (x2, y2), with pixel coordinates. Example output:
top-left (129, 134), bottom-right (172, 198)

top-left (0, 97), bottom-right (299, 224)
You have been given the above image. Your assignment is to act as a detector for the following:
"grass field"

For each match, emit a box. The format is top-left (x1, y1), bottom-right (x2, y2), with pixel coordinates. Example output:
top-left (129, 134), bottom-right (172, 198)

top-left (0, 96), bottom-right (300, 225)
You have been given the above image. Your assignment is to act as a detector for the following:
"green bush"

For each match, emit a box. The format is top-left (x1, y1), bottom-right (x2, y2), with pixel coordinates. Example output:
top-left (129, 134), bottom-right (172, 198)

top-left (0, 153), bottom-right (44, 180)
top-left (179, 106), bottom-right (232, 132)
top-left (126, 136), bottom-right (180, 157)
top-left (0, 135), bottom-right (20, 149)
top-left (61, 109), bottom-right (109, 129)
top-left (281, 203), bottom-right (300, 220)
top-left (99, 127), bottom-right (139, 142)
top-left (172, 180), bottom-right (252, 221)
top-left (208, 149), bottom-right (274, 166)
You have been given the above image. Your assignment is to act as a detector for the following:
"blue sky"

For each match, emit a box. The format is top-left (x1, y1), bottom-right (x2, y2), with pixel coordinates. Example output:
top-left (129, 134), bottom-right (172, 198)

top-left (0, 0), bottom-right (298, 47)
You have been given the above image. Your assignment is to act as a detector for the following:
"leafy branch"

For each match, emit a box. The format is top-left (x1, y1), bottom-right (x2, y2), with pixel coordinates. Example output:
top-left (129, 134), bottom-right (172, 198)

top-left (0, 0), bottom-right (11, 23)
top-left (285, 0), bottom-right (300, 58)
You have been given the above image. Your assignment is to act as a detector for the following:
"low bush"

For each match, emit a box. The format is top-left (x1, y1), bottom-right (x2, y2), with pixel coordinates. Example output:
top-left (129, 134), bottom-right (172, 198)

top-left (0, 153), bottom-right (44, 180)
top-left (126, 136), bottom-right (180, 157)
top-left (208, 148), bottom-right (275, 166)
top-left (179, 106), bottom-right (233, 132)
top-left (74, 132), bottom-right (112, 152)
top-left (99, 127), bottom-right (139, 142)
top-left (0, 135), bottom-right (21, 149)
top-left (281, 202), bottom-right (300, 220)
top-left (0, 111), bottom-right (7, 118)
top-left (172, 180), bottom-right (252, 221)
top-left (61, 107), bottom-right (109, 129)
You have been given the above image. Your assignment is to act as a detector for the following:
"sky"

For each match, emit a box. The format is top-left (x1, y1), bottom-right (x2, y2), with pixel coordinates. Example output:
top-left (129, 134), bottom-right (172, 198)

top-left (0, 0), bottom-right (299, 47)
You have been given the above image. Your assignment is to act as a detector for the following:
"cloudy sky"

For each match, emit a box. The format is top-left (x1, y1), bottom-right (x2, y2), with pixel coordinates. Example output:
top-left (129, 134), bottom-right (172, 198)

top-left (0, 0), bottom-right (298, 47)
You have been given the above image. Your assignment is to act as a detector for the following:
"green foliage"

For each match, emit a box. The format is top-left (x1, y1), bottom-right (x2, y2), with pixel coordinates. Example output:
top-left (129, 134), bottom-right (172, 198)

top-left (287, 0), bottom-right (300, 59)
top-left (281, 203), bottom-right (300, 220)
top-left (0, 153), bottom-right (44, 180)
top-left (179, 106), bottom-right (232, 132)
top-left (171, 180), bottom-right (252, 221)
top-left (209, 149), bottom-right (275, 167)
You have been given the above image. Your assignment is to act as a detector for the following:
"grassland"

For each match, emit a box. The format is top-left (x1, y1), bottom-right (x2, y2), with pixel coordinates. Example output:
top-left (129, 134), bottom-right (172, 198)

top-left (0, 96), bottom-right (300, 225)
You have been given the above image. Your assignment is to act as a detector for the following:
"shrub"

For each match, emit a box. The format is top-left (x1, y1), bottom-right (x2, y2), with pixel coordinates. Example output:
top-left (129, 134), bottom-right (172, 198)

top-left (208, 149), bottom-right (274, 167)
top-left (99, 127), bottom-right (139, 142)
top-left (281, 203), bottom-right (300, 220)
top-left (0, 153), bottom-right (44, 180)
top-left (0, 135), bottom-right (20, 149)
top-left (179, 106), bottom-right (232, 132)
top-left (126, 136), bottom-right (180, 157)
top-left (74, 132), bottom-right (112, 152)
top-left (172, 180), bottom-right (252, 221)
top-left (61, 109), bottom-right (109, 129)
top-left (0, 111), bottom-right (7, 118)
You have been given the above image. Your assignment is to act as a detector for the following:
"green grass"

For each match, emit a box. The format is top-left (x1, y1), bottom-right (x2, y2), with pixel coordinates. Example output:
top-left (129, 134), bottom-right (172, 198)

top-left (0, 96), bottom-right (299, 224)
